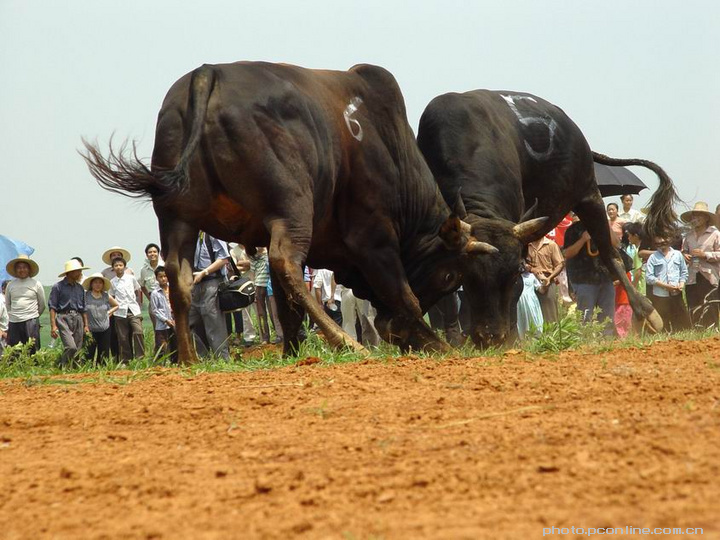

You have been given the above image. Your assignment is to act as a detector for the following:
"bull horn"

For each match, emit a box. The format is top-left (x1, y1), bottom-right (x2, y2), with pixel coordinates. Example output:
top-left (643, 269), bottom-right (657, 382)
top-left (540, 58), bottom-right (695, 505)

top-left (512, 216), bottom-right (549, 243)
top-left (453, 188), bottom-right (468, 219)
top-left (466, 240), bottom-right (498, 254)
top-left (459, 220), bottom-right (473, 234)
top-left (520, 198), bottom-right (538, 222)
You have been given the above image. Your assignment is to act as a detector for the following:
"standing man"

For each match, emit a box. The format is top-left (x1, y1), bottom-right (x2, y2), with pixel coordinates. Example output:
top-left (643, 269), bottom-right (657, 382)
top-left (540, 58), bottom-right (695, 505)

top-left (5, 255), bottom-right (46, 353)
top-left (563, 221), bottom-right (615, 334)
top-left (527, 235), bottom-right (565, 324)
top-left (49, 259), bottom-right (90, 367)
top-left (101, 246), bottom-right (135, 279)
top-left (191, 231), bottom-right (231, 359)
top-left (110, 257), bottom-right (145, 361)
top-left (619, 194), bottom-right (645, 223)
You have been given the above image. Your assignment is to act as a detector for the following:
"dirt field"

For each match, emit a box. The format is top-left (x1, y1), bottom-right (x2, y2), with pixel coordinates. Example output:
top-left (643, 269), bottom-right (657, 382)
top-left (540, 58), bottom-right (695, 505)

top-left (1, 338), bottom-right (719, 540)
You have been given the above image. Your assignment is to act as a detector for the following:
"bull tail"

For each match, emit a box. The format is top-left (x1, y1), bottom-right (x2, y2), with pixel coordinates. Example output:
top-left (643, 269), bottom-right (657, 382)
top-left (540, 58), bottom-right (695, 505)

top-left (592, 151), bottom-right (680, 239)
top-left (82, 64), bottom-right (215, 205)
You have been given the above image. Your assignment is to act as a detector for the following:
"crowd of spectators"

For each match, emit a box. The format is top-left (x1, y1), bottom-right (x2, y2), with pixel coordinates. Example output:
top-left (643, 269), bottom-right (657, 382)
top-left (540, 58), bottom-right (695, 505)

top-left (2, 197), bottom-right (720, 364)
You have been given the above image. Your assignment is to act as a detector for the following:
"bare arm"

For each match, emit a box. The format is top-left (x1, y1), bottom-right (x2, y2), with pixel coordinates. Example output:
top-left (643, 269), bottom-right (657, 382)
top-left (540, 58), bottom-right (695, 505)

top-left (193, 257), bottom-right (229, 285)
top-left (108, 295), bottom-right (119, 317)
top-left (563, 231), bottom-right (591, 260)
top-left (50, 309), bottom-right (58, 339)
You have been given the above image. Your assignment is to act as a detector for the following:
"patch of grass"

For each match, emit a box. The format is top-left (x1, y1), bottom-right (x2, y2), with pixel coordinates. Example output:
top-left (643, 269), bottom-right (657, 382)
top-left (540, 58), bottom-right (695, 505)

top-left (3, 308), bottom-right (719, 385)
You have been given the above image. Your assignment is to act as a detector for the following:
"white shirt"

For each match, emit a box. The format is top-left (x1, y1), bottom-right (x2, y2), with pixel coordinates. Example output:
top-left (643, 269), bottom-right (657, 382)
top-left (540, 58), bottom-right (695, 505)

top-left (102, 266), bottom-right (135, 280)
top-left (110, 273), bottom-right (142, 318)
top-left (0, 298), bottom-right (8, 333)
top-left (313, 269), bottom-right (343, 302)
top-left (619, 208), bottom-right (645, 223)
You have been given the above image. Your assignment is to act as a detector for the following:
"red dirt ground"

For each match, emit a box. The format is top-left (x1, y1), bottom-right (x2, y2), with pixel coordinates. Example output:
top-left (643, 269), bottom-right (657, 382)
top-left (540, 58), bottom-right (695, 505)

top-left (1, 338), bottom-right (719, 539)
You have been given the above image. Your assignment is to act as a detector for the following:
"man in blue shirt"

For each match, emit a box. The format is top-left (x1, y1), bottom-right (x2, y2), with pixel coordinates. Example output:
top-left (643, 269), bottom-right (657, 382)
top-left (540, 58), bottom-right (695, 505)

top-left (49, 259), bottom-right (90, 367)
top-left (191, 231), bottom-right (231, 359)
top-left (645, 235), bottom-right (691, 332)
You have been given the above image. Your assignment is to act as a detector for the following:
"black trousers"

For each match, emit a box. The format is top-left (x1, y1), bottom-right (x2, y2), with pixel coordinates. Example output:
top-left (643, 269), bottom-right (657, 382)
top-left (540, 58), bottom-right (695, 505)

top-left (225, 311), bottom-right (244, 335)
top-left (7, 318), bottom-right (41, 354)
top-left (686, 275), bottom-right (719, 329)
top-left (650, 293), bottom-right (691, 333)
top-left (428, 292), bottom-right (464, 347)
top-left (87, 328), bottom-right (112, 362)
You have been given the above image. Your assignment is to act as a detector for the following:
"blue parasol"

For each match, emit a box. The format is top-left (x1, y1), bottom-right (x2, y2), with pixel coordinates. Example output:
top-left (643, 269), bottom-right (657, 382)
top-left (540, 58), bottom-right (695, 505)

top-left (0, 235), bottom-right (35, 281)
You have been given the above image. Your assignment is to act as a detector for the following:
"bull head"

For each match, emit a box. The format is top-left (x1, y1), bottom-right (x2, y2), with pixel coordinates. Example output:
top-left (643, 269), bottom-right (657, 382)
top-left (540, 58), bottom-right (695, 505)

top-left (512, 216), bottom-right (549, 244)
top-left (440, 215), bottom-right (498, 255)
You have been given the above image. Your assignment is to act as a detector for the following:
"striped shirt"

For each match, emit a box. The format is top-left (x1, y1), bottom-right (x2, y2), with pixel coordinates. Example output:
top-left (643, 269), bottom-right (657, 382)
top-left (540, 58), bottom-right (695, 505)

top-left (250, 252), bottom-right (270, 287)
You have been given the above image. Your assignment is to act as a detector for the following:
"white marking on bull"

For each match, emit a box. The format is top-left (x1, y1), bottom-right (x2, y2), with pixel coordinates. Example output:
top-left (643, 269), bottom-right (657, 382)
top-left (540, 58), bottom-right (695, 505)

top-left (501, 94), bottom-right (557, 161)
top-left (343, 97), bottom-right (364, 142)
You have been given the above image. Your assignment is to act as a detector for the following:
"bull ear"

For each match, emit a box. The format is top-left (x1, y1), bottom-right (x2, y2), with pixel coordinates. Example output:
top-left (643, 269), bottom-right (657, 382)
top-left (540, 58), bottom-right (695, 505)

top-left (512, 216), bottom-right (550, 243)
top-left (439, 215), bottom-right (466, 251)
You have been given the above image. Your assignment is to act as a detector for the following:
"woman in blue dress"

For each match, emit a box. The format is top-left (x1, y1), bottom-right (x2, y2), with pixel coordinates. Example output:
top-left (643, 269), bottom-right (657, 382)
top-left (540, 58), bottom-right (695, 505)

top-left (517, 260), bottom-right (544, 339)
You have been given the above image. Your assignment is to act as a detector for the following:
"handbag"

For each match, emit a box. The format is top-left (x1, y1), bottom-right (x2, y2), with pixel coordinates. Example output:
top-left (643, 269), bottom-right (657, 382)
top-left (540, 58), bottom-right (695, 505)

top-left (218, 276), bottom-right (256, 312)
top-left (203, 234), bottom-right (256, 312)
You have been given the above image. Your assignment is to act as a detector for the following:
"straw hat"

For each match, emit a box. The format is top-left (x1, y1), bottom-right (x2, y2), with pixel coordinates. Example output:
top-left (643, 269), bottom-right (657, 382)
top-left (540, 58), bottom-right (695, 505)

top-left (82, 272), bottom-right (111, 292)
top-left (5, 254), bottom-right (40, 278)
top-left (102, 246), bottom-right (131, 265)
top-left (58, 259), bottom-right (90, 277)
top-left (680, 201), bottom-right (717, 225)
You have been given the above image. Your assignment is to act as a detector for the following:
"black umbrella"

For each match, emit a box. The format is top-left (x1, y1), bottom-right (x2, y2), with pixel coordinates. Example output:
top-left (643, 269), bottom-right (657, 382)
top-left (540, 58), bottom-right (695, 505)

top-left (593, 163), bottom-right (648, 197)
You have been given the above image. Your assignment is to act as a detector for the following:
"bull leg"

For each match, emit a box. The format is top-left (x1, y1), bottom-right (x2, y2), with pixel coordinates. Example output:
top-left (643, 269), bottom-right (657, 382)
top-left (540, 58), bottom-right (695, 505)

top-left (574, 193), bottom-right (663, 333)
top-left (266, 219), bottom-right (366, 355)
top-left (159, 218), bottom-right (199, 365)
top-left (269, 264), bottom-right (306, 355)
top-left (344, 239), bottom-right (450, 353)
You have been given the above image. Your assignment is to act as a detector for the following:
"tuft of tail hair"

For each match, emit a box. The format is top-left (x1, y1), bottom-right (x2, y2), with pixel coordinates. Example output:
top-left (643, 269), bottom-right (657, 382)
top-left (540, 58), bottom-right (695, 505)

top-left (81, 64), bottom-right (215, 207)
top-left (592, 151), bottom-right (680, 240)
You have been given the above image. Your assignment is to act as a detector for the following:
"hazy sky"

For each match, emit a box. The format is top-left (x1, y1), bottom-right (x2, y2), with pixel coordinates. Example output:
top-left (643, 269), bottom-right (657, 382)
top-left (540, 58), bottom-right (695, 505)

top-left (2, 1), bottom-right (718, 283)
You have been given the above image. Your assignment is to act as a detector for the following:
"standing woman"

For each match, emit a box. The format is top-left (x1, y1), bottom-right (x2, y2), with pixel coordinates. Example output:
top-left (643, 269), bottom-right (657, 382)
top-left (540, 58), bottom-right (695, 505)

top-left (681, 202), bottom-right (720, 329)
top-left (83, 273), bottom-right (119, 362)
top-left (606, 203), bottom-right (626, 245)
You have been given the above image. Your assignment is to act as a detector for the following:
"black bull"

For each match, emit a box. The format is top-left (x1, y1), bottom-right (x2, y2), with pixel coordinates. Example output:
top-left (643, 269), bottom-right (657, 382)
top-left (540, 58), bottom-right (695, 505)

top-left (83, 62), bottom-right (516, 364)
top-left (417, 90), bottom-right (678, 347)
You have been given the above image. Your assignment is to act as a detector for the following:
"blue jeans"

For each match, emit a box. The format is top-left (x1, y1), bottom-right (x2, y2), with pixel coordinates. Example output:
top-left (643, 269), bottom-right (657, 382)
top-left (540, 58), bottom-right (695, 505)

top-left (574, 281), bottom-right (615, 335)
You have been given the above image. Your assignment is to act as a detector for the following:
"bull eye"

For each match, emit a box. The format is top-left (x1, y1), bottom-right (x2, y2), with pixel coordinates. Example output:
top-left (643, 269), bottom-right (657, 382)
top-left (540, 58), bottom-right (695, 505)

top-left (444, 272), bottom-right (455, 283)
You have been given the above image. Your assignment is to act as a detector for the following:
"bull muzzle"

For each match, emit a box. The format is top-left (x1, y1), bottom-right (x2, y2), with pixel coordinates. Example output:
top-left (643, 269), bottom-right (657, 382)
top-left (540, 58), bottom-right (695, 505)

top-left (471, 327), bottom-right (508, 349)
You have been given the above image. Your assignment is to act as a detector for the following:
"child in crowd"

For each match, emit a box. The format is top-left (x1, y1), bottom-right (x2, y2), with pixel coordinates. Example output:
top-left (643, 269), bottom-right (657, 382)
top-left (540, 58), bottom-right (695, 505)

top-left (83, 273), bottom-right (119, 362)
top-left (517, 259), bottom-right (544, 339)
top-left (149, 266), bottom-right (177, 361)
top-left (646, 235), bottom-right (691, 332)
top-left (109, 257), bottom-right (144, 361)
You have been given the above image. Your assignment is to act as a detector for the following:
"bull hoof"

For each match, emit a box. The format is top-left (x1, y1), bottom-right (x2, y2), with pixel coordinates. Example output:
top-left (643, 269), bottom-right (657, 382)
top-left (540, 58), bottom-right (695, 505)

top-left (345, 339), bottom-right (370, 356)
top-left (423, 337), bottom-right (452, 354)
top-left (634, 309), bottom-right (663, 334)
top-left (646, 309), bottom-right (664, 333)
